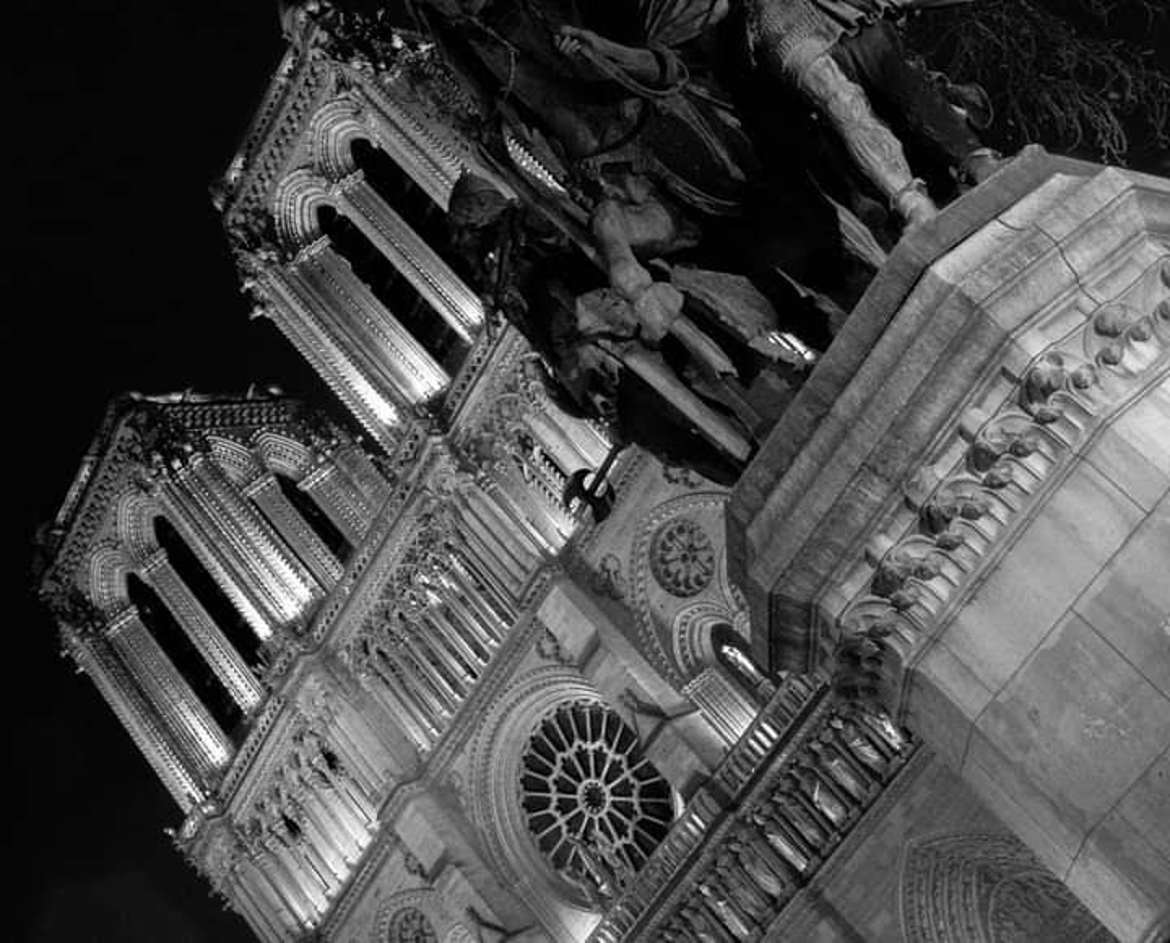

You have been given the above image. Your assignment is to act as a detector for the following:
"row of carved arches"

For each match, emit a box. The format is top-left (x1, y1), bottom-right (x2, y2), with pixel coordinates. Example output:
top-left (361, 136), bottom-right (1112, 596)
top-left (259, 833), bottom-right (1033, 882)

top-left (82, 421), bottom-right (373, 787)
top-left (268, 94), bottom-right (484, 405)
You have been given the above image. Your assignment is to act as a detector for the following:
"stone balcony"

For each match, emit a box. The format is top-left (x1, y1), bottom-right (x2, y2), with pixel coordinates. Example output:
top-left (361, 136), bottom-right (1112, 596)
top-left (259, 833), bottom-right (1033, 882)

top-left (590, 675), bottom-right (916, 942)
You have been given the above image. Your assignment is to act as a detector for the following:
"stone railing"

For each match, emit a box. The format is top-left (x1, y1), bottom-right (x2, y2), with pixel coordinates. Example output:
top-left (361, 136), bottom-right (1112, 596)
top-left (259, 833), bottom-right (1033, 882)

top-left (589, 676), bottom-right (915, 942)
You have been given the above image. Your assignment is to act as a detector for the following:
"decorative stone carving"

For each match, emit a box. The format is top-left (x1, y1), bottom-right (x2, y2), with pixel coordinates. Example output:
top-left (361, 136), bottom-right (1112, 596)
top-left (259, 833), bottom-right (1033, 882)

top-left (650, 517), bottom-right (716, 598)
top-left (591, 552), bottom-right (628, 601)
top-left (534, 625), bottom-right (572, 666)
top-left (900, 833), bottom-right (1113, 943)
top-left (829, 260), bottom-right (1170, 712)
top-left (387, 905), bottom-right (439, 943)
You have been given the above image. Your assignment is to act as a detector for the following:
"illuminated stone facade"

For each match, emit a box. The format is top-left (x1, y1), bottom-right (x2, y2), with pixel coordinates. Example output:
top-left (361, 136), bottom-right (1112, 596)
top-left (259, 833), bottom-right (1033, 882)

top-left (36, 8), bottom-right (1168, 943)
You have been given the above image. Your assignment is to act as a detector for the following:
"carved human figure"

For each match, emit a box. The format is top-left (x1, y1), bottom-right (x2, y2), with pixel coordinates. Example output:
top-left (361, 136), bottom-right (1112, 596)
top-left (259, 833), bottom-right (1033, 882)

top-left (808, 739), bottom-right (868, 800)
top-left (827, 713), bottom-right (888, 774)
top-left (565, 830), bottom-right (624, 900)
top-left (553, 0), bottom-right (1000, 228)
top-left (795, 764), bottom-right (851, 825)
top-left (714, 847), bottom-right (772, 919)
top-left (414, 0), bottom-right (878, 309)
top-left (678, 902), bottom-right (726, 943)
top-left (447, 173), bottom-right (762, 482)
top-left (718, 642), bottom-right (770, 689)
top-left (749, 807), bottom-right (811, 874)
top-left (857, 706), bottom-right (909, 752)
top-left (728, 832), bottom-right (788, 898)
top-left (698, 881), bottom-right (754, 940)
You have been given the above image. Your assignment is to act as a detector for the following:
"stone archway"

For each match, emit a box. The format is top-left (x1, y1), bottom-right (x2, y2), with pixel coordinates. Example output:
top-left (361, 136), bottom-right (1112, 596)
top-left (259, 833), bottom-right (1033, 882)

top-left (900, 833), bottom-right (1112, 943)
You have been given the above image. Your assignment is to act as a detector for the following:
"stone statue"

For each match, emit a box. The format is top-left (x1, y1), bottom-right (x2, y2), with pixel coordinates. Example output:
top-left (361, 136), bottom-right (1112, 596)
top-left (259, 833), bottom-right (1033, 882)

top-left (718, 642), bottom-right (769, 688)
top-left (565, 826), bottom-right (630, 900)
top-left (727, 831), bottom-right (788, 898)
top-left (698, 881), bottom-right (754, 940)
top-left (749, 807), bottom-right (811, 873)
top-left (827, 713), bottom-right (888, 773)
top-left (414, 0), bottom-right (880, 306)
top-left (448, 173), bottom-right (784, 482)
top-left (547, 0), bottom-right (1001, 227)
top-left (808, 739), bottom-right (869, 800)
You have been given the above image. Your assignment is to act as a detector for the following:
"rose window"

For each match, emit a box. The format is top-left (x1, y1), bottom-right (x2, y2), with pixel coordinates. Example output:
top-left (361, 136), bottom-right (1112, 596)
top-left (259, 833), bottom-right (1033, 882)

top-left (519, 701), bottom-right (674, 878)
top-left (387, 906), bottom-right (437, 943)
top-left (650, 517), bottom-right (716, 597)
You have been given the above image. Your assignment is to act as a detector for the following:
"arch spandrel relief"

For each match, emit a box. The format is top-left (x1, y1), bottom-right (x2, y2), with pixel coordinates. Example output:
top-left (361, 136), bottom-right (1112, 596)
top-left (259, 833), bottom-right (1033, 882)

top-left (627, 491), bottom-right (754, 687)
top-left (900, 833), bottom-right (1115, 943)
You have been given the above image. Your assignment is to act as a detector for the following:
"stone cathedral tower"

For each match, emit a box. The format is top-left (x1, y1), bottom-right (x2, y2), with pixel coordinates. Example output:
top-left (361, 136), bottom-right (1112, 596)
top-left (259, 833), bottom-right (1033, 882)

top-left (37, 5), bottom-right (1169, 943)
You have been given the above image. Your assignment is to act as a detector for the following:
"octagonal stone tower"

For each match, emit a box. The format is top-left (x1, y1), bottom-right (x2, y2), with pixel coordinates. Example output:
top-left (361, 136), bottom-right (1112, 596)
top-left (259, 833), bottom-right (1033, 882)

top-left (730, 147), bottom-right (1170, 942)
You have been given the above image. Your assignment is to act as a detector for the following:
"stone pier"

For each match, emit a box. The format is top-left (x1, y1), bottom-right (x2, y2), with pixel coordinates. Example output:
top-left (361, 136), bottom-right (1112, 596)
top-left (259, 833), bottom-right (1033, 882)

top-left (729, 147), bottom-right (1170, 942)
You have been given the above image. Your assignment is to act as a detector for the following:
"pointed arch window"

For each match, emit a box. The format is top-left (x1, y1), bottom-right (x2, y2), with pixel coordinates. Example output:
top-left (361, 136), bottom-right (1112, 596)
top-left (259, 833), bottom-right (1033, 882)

top-left (318, 204), bottom-right (468, 374)
top-left (274, 472), bottom-right (352, 562)
top-left (155, 517), bottom-right (263, 669)
top-left (127, 573), bottom-right (243, 739)
top-left (351, 139), bottom-right (460, 274)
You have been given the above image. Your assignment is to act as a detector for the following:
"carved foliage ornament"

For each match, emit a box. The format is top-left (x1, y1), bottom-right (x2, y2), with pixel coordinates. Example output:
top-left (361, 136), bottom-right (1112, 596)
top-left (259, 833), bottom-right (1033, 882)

top-left (833, 258), bottom-right (1170, 709)
top-left (650, 517), bottom-right (716, 598)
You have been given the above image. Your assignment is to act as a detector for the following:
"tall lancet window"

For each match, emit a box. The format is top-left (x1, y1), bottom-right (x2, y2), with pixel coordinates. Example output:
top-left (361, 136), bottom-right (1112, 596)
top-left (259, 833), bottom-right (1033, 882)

top-left (156, 517), bottom-right (263, 670)
top-left (126, 574), bottom-right (244, 741)
top-left (318, 205), bottom-right (469, 375)
top-left (274, 472), bottom-right (352, 562)
top-left (350, 139), bottom-right (460, 275)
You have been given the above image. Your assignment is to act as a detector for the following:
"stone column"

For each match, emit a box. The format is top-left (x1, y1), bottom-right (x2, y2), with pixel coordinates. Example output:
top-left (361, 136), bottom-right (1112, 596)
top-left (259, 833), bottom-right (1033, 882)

top-left (360, 86), bottom-right (467, 208)
top-left (143, 553), bottom-right (264, 712)
top-left (299, 243), bottom-right (449, 402)
top-left (683, 667), bottom-right (759, 746)
top-left (171, 454), bottom-right (321, 626)
top-left (335, 173), bottom-right (483, 339)
top-left (245, 472), bottom-right (343, 588)
top-left (727, 151), bottom-right (1170, 941)
top-left (107, 607), bottom-right (232, 775)
top-left (159, 489), bottom-right (274, 641)
top-left (62, 627), bottom-right (203, 810)
top-left (299, 462), bottom-right (368, 548)
top-left (258, 265), bottom-right (403, 451)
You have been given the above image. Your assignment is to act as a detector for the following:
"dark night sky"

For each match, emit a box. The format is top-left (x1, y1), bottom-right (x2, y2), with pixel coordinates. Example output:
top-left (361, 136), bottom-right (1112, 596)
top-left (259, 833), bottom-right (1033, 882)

top-left (7, 3), bottom-right (1167, 941)
top-left (10, 2), bottom-right (323, 939)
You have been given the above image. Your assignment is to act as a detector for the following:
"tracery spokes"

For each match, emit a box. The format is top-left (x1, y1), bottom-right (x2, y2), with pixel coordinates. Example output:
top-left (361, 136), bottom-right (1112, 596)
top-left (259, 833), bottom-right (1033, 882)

top-left (520, 700), bottom-right (674, 878)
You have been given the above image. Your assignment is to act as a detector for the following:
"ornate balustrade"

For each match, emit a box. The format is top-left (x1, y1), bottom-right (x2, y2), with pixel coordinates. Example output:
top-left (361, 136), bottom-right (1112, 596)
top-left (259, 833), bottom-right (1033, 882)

top-left (589, 675), bottom-right (915, 942)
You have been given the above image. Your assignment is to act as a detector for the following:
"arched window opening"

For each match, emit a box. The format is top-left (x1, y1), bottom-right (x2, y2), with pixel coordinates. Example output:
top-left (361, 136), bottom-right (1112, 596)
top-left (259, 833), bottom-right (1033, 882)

top-left (712, 623), bottom-right (774, 703)
top-left (521, 701), bottom-right (674, 896)
top-left (351, 139), bottom-right (458, 273)
top-left (155, 517), bottom-right (263, 670)
top-left (126, 573), bottom-right (243, 741)
top-left (318, 204), bottom-right (468, 375)
top-left (274, 473), bottom-right (352, 562)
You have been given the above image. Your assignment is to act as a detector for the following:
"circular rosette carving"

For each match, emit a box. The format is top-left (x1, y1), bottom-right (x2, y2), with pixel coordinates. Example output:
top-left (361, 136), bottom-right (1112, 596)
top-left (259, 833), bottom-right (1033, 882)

top-left (649, 517), bottom-right (716, 597)
top-left (519, 701), bottom-right (673, 887)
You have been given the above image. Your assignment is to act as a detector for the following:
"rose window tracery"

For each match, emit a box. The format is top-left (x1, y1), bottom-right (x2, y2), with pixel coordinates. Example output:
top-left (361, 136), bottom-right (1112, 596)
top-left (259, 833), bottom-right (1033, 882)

top-left (519, 701), bottom-right (674, 884)
top-left (650, 517), bottom-right (715, 597)
top-left (387, 906), bottom-right (438, 943)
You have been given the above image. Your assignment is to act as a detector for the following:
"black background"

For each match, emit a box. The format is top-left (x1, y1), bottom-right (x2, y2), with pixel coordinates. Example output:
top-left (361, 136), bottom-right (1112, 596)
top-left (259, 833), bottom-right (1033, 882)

top-left (10, 3), bottom-right (313, 939)
top-left (7, 1), bottom-right (1166, 940)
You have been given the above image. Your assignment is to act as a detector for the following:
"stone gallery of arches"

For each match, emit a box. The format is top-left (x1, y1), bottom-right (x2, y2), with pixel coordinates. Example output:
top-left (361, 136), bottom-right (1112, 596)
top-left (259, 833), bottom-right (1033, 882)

top-left (34, 2), bottom-right (1169, 942)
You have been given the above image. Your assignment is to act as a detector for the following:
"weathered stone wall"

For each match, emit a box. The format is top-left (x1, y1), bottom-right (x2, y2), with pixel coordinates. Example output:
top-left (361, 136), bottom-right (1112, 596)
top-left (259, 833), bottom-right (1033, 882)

top-left (771, 750), bottom-right (1111, 943)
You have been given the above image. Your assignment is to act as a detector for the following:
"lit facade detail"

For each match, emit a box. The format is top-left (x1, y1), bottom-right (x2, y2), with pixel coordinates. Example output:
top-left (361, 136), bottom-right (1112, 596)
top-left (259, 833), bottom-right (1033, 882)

top-left (35, 6), bottom-right (1170, 943)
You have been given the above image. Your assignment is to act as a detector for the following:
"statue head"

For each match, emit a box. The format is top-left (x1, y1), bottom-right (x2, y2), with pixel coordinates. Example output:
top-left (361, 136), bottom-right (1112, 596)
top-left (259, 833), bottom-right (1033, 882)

top-left (448, 172), bottom-right (512, 229)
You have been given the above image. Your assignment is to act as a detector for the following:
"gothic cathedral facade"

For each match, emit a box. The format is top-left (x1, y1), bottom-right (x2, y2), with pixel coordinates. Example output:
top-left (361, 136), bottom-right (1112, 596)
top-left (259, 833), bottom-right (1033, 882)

top-left (35, 8), bottom-right (1169, 943)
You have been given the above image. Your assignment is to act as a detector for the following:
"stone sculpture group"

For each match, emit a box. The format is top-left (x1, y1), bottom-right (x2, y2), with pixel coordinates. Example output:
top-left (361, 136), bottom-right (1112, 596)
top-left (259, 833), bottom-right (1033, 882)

top-left (313, 0), bottom-right (1001, 478)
